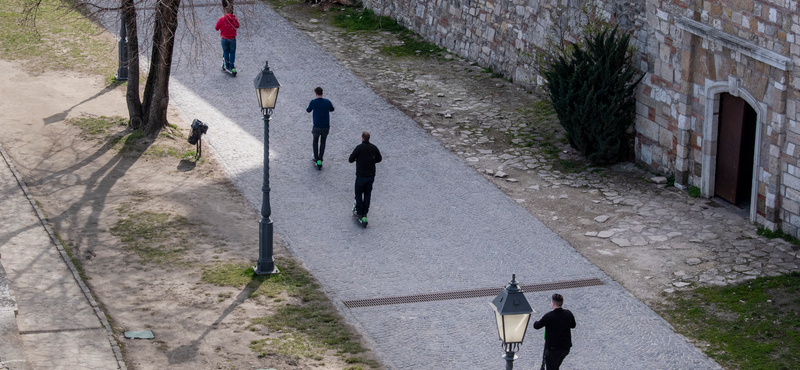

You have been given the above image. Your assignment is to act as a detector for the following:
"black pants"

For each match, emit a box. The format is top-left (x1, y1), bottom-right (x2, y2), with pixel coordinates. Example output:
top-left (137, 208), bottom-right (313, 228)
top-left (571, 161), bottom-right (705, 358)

top-left (542, 347), bottom-right (570, 370)
top-left (312, 127), bottom-right (329, 161)
top-left (354, 176), bottom-right (375, 217)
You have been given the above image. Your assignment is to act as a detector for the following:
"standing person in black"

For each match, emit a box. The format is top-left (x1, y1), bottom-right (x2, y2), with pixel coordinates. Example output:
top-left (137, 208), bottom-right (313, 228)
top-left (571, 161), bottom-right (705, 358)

top-left (533, 293), bottom-right (576, 370)
top-left (348, 131), bottom-right (382, 226)
top-left (306, 86), bottom-right (335, 169)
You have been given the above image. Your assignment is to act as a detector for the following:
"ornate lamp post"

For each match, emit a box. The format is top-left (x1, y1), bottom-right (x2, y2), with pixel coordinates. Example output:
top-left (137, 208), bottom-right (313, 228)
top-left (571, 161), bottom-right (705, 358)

top-left (253, 61), bottom-right (281, 275)
top-left (490, 274), bottom-right (533, 370)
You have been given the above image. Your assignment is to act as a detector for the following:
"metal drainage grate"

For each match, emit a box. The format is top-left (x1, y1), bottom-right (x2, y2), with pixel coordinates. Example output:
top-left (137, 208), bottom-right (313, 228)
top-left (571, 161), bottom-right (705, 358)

top-left (343, 277), bottom-right (604, 308)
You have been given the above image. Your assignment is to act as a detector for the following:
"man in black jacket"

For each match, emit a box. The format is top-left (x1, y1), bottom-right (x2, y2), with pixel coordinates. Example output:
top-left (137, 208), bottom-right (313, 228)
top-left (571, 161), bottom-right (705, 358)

top-left (348, 131), bottom-right (382, 225)
top-left (533, 293), bottom-right (576, 370)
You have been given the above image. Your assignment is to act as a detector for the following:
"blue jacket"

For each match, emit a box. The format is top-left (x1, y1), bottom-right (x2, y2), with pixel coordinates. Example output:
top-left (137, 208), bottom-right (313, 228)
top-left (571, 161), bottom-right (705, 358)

top-left (306, 98), bottom-right (335, 128)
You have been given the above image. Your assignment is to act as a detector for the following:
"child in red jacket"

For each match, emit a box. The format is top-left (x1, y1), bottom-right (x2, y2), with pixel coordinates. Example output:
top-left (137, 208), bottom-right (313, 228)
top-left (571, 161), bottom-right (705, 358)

top-left (215, 6), bottom-right (239, 74)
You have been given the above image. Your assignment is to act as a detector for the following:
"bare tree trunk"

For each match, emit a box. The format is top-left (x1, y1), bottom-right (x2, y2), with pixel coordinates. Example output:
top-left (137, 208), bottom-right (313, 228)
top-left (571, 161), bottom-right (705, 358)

top-left (123, 0), bottom-right (143, 129)
top-left (142, 0), bottom-right (180, 137)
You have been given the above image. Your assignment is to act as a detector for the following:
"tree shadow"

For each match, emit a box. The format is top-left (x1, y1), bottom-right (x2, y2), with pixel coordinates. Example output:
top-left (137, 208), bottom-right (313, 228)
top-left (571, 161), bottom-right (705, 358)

top-left (38, 129), bottom-right (154, 260)
top-left (166, 277), bottom-right (264, 364)
top-left (0, 223), bottom-right (40, 253)
top-left (2, 129), bottom-right (155, 304)
top-left (42, 82), bottom-right (123, 125)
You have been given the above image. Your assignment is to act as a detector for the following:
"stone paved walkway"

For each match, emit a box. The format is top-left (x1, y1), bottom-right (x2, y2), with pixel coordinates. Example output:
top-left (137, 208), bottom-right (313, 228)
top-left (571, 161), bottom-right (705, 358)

top-left (0, 144), bottom-right (123, 370)
top-left (151, 3), bottom-right (723, 369)
top-left (287, 16), bottom-right (800, 294)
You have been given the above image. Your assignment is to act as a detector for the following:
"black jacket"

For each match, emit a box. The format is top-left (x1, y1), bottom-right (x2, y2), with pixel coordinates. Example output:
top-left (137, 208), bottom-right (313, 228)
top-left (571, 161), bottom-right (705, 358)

top-left (533, 308), bottom-right (576, 350)
top-left (348, 140), bottom-right (382, 177)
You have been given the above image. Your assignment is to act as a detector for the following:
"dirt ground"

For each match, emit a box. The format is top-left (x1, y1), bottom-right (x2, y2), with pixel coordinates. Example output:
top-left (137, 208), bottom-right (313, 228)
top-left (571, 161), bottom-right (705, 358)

top-left (0, 59), bottom-right (379, 370)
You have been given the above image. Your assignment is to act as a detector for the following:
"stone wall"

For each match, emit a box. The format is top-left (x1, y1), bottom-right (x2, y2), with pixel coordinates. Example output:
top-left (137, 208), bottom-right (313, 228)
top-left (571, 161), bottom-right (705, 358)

top-left (633, 0), bottom-right (798, 232)
top-left (364, 0), bottom-right (647, 87)
top-left (366, 0), bottom-right (800, 234)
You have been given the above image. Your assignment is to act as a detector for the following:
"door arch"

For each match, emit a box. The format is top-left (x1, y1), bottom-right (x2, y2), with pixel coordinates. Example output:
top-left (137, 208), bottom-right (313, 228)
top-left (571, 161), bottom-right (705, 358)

top-left (702, 77), bottom-right (766, 222)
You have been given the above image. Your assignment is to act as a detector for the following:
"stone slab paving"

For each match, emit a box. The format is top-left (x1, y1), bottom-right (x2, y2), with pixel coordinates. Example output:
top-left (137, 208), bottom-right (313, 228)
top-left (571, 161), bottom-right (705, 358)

top-left (115, 3), bottom-right (721, 368)
top-left (0, 145), bottom-right (121, 370)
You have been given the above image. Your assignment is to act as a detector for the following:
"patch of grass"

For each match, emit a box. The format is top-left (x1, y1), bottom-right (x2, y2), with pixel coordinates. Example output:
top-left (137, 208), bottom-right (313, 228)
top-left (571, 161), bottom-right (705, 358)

top-left (110, 129), bottom-right (152, 153)
top-left (67, 115), bottom-right (127, 137)
top-left (330, 8), bottom-right (442, 57)
top-left (143, 143), bottom-right (195, 160)
top-left (516, 102), bottom-right (562, 151)
top-left (263, 0), bottom-right (300, 10)
top-left (158, 123), bottom-right (183, 140)
top-left (55, 233), bottom-right (90, 281)
top-left (557, 159), bottom-right (584, 173)
top-left (201, 261), bottom-right (308, 299)
top-left (756, 228), bottom-right (800, 246)
top-left (382, 32), bottom-right (445, 57)
top-left (109, 210), bottom-right (192, 263)
top-left (251, 334), bottom-right (317, 359)
top-left (540, 141), bottom-right (560, 158)
top-left (144, 144), bottom-right (180, 159)
top-left (0, 0), bottom-right (117, 75)
top-left (212, 258), bottom-right (373, 362)
top-left (528, 100), bottom-right (555, 117)
top-left (345, 357), bottom-right (380, 367)
top-left (661, 272), bottom-right (800, 369)
top-left (688, 186), bottom-right (701, 198)
top-left (332, 8), bottom-right (405, 33)
top-left (666, 174), bottom-right (675, 187)
top-left (480, 67), bottom-right (503, 78)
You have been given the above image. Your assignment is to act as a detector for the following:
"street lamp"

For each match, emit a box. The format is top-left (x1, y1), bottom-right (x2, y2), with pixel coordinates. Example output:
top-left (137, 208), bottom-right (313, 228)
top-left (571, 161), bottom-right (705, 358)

top-left (115, 0), bottom-right (128, 81)
top-left (490, 274), bottom-right (533, 370)
top-left (253, 61), bottom-right (281, 275)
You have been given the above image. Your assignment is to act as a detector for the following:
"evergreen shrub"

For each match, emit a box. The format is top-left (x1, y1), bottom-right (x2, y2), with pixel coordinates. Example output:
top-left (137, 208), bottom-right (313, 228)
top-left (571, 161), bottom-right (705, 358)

top-left (544, 27), bottom-right (643, 164)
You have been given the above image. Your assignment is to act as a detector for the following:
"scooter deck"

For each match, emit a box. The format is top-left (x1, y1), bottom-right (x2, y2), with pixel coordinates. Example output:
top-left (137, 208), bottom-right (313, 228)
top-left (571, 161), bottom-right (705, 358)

top-left (221, 62), bottom-right (237, 77)
top-left (352, 209), bottom-right (368, 228)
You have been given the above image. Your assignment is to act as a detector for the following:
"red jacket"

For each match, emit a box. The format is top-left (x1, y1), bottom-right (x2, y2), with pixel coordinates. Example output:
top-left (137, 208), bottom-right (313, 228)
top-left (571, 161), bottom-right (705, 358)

top-left (215, 14), bottom-right (239, 39)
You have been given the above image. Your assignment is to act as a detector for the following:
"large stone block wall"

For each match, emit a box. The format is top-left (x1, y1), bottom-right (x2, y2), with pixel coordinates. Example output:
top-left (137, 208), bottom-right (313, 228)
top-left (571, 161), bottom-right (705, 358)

top-left (366, 0), bottom-right (800, 233)
top-left (363, 0), bottom-right (647, 87)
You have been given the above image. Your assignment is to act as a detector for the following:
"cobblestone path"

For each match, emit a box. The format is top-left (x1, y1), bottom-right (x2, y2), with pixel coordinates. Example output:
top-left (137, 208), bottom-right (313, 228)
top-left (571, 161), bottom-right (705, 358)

top-left (159, 3), bottom-right (721, 369)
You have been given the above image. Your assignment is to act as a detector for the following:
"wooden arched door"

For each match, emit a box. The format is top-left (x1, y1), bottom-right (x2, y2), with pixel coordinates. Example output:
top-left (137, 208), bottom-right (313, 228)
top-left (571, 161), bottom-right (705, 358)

top-left (715, 92), bottom-right (757, 206)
